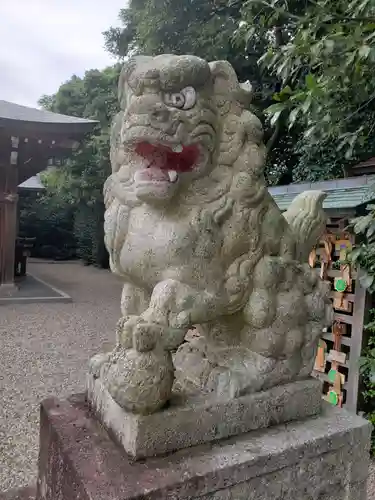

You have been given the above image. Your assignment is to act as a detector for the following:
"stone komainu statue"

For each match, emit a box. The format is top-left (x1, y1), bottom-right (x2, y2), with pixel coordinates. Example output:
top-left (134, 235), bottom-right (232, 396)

top-left (90, 55), bottom-right (333, 415)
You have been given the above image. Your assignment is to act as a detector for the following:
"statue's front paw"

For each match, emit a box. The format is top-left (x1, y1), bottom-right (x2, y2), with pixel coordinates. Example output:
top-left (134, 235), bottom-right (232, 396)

top-left (117, 316), bottom-right (160, 352)
top-left (116, 315), bottom-right (139, 348)
top-left (133, 322), bottom-right (187, 352)
top-left (172, 310), bottom-right (192, 329)
top-left (89, 352), bottom-right (112, 379)
top-left (133, 322), bottom-right (159, 352)
top-left (160, 326), bottom-right (188, 351)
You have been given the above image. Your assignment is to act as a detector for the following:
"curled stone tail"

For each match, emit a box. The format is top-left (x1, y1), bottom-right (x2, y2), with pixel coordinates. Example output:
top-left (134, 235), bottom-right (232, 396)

top-left (283, 190), bottom-right (327, 262)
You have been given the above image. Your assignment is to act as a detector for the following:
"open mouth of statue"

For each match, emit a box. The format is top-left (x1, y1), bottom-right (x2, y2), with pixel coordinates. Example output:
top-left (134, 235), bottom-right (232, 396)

top-left (134, 142), bottom-right (200, 184)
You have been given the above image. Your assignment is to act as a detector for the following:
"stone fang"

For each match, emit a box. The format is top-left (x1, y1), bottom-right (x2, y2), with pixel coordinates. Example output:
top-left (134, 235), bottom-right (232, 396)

top-left (168, 170), bottom-right (178, 182)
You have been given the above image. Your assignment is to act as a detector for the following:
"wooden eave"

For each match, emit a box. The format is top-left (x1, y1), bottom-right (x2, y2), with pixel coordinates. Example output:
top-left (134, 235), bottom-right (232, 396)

top-left (0, 100), bottom-right (98, 138)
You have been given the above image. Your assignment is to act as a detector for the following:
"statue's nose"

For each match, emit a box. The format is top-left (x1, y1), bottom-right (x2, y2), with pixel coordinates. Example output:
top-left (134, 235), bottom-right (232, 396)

top-left (151, 105), bottom-right (171, 124)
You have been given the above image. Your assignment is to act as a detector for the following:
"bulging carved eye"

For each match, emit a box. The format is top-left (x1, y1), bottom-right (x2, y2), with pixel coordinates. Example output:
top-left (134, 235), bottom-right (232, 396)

top-left (164, 86), bottom-right (196, 110)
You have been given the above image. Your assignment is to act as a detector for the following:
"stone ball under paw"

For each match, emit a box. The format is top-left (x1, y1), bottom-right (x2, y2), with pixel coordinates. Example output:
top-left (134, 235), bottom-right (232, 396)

top-left (104, 347), bottom-right (174, 415)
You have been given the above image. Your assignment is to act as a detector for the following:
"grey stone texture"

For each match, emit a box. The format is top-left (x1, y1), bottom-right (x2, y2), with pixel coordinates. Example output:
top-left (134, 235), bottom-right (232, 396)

top-left (88, 374), bottom-right (323, 459)
top-left (36, 394), bottom-right (371, 500)
top-left (90, 54), bottom-right (333, 416)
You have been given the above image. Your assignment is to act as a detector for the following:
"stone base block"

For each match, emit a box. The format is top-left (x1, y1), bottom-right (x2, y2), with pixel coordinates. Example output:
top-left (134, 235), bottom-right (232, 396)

top-left (0, 486), bottom-right (35, 500)
top-left (87, 374), bottom-right (322, 459)
top-left (35, 394), bottom-right (371, 500)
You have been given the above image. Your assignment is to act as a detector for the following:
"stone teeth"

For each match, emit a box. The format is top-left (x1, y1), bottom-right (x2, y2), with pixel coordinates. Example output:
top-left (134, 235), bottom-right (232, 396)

top-left (168, 170), bottom-right (178, 183)
top-left (172, 144), bottom-right (183, 153)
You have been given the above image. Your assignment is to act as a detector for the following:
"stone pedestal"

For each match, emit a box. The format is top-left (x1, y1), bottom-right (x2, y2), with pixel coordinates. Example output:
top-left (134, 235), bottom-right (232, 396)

top-left (87, 374), bottom-right (323, 459)
top-left (35, 394), bottom-right (371, 500)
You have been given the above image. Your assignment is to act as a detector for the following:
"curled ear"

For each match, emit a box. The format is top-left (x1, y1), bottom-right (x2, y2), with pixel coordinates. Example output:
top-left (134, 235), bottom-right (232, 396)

top-left (209, 60), bottom-right (253, 113)
top-left (110, 111), bottom-right (125, 173)
top-left (118, 59), bottom-right (135, 110)
top-left (118, 56), bottom-right (153, 110)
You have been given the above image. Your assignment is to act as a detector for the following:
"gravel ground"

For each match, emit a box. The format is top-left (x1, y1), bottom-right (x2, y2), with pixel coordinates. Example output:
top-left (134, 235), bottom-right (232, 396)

top-left (369, 463), bottom-right (375, 499)
top-left (1, 260), bottom-right (375, 496)
top-left (0, 260), bottom-right (122, 491)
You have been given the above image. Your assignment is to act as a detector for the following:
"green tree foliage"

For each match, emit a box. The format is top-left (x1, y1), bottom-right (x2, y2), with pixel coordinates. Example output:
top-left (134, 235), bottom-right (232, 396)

top-left (19, 189), bottom-right (77, 260)
top-left (104, 0), bottom-right (254, 80)
top-left (350, 200), bottom-right (375, 292)
top-left (23, 65), bottom-right (121, 266)
top-left (239, 0), bottom-right (375, 177)
top-left (359, 309), bottom-right (375, 455)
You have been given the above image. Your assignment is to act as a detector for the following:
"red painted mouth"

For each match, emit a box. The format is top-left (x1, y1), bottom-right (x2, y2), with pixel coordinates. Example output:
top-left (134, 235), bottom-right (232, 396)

top-left (135, 142), bottom-right (199, 175)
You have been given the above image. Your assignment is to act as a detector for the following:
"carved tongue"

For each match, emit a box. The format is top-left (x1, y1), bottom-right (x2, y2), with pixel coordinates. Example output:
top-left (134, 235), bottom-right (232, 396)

top-left (135, 141), bottom-right (199, 176)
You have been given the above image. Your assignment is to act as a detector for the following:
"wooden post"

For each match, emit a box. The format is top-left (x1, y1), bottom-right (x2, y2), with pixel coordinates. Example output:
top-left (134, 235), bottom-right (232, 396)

top-left (0, 136), bottom-right (19, 294)
top-left (345, 275), bottom-right (371, 413)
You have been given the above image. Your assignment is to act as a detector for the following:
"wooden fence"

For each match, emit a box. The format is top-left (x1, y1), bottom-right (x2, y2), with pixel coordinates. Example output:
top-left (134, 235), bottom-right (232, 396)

top-left (311, 215), bottom-right (371, 412)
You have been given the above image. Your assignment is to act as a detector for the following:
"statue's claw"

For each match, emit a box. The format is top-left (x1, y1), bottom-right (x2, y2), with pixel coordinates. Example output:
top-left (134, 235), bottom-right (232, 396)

top-left (116, 315), bottom-right (188, 352)
top-left (133, 322), bottom-right (158, 352)
top-left (115, 315), bottom-right (139, 348)
top-left (89, 352), bottom-right (112, 379)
